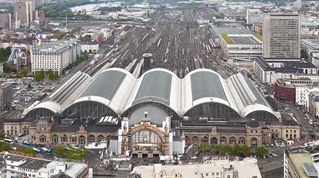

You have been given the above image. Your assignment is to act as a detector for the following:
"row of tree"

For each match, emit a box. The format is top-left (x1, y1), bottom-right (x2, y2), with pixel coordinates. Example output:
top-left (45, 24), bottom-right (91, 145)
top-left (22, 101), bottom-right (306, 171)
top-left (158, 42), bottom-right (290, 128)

top-left (198, 144), bottom-right (269, 157)
top-left (34, 70), bottom-right (60, 81)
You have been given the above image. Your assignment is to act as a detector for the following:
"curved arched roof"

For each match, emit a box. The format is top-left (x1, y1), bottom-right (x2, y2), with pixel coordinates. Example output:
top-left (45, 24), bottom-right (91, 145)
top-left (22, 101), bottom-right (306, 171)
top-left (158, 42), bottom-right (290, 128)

top-left (78, 68), bottom-right (134, 101)
top-left (33, 101), bottom-right (62, 113)
top-left (72, 68), bottom-right (136, 114)
top-left (25, 68), bottom-right (279, 121)
top-left (226, 73), bottom-right (278, 119)
top-left (124, 68), bottom-right (181, 116)
top-left (23, 101), bottom-right (62, 117)
top-left (182, 69), bottom-right (238, 115)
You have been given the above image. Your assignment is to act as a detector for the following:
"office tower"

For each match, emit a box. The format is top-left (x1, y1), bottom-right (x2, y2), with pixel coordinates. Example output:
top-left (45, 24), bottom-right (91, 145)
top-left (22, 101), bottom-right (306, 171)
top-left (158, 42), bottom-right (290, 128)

top-left (0, 83), bottom-right (13, 111)
top-left (13, 0), bottom-right (35, 28)
top-left (262, 13), bottom-right (301, 58)
top-left (0, 13), bottom-right (11, 29)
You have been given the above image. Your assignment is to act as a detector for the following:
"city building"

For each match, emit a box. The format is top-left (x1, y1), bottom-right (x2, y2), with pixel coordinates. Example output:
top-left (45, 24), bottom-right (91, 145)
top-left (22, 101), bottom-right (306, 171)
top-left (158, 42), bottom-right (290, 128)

top-left (81, 41), bottom-right (100, 53)
top-left (253, 57), bottom-right (318, 83)
top-left (7, 47), bottom-right (27, 71)
top-left (246, 9), bottom-right (262, 25)
top-left (0, 12), bottom-right (11, 29)
top-left (302, 39), bottom-right (319, 68)
top-left (305, 87), bottom-right (319, 113)
top-left (309, 91), bottom-right (319, 119)
top-left (31, 39), bottom-right (81, 75)
top-left (272, 78), bottom-right (313, 105)
top-left (262, 13), bottom-right (301, 58)
top-left (4, 68), bottom-right (301, 157)
top-left (14, 0), bottom-right (35, 28)
top-left (0, 82), bottom-right (13, 111)
top-left (219, 33), bottom-right (262, 60)
top-left (253, 22), bottom-right (262, 35)
top-left (273, 79), bottom-right (296, 104)
top-left (0, 153), bottom-right (88, 178)
top-left (284, 142), bottom-right (319, 178)
top-left (37, 10), bottom-right (46, 27)
top-left (130, 158), bottom-right (262, 178)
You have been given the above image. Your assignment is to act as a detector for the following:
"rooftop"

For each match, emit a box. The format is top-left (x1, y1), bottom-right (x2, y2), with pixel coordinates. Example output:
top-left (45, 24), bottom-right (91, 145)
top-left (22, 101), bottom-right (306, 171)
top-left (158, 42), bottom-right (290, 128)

top-left (255, 57), bottom-right (317, 73)
top-left (132, 158), bottom-right (261, 178)
top-left (212, 27), bottom-right (252, 37)
top-left (220, 33), bottom-right (262, 45)
top-left (32, 39), bottom-right (79, 53)
top-left (289, 152), bottom-right (313, 178)
top-left (51, 118), bottom-right (120, 132)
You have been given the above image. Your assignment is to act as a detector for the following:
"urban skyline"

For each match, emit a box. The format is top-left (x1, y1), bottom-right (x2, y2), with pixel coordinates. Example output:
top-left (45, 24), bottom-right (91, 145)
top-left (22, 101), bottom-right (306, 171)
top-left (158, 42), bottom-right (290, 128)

top-left (0, 0), bottom-right (319, 178)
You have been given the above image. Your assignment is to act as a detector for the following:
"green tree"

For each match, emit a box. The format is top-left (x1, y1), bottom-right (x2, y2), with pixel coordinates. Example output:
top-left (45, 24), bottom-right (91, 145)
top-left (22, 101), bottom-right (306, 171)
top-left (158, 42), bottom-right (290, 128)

top-left (0, 47), bottom-right (12, 61)
top-left (2, 62), bottom-right (11, 73)
top-left (255, 146), bottom-right (268, 157)
top-left (17, 147), bottom-right (36, 156)
top-left (0, 132), bottom-right (6, 140)
top-left (20, 67), bottom-right (28, 77)
top-left (232, 144), bottom-right (241, 155)
top-left (34, 71), bottom-right (45, 81)
top-left (209, 144), bottom-right (216, 152)
top-left (223, 145), bottom-right (232, 154)
top-left (54, 144), bottom-right (65, 157)
top-left (0, 143), bottom-right (11, 151)
top-left (240, 145), bottom-right (251, 156)
top-left (216, 144), bottom-right (225, 152)
top-left (198, 143), bottom-right (207, 152)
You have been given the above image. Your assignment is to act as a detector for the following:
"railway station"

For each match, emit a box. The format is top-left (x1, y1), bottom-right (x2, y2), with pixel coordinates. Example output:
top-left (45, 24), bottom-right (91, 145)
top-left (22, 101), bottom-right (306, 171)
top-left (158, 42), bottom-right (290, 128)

top-left (4, 67), bottom-right (300, 157)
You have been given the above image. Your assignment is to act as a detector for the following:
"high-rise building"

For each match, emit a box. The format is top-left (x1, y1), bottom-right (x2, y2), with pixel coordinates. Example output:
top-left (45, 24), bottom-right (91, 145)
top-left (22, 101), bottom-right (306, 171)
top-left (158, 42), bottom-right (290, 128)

top-left (262, 13), bottom-right (301, 58)
top-left (246, 9), bottom-right (262, 25)
top-left (0, 13), bottom-right (11, 29)
top-left (0, 82), bottom-right (13, 111)
top-left (38, 10), bottom-right (46, 27)
top-left (13, 0), bottom-right (35, 28)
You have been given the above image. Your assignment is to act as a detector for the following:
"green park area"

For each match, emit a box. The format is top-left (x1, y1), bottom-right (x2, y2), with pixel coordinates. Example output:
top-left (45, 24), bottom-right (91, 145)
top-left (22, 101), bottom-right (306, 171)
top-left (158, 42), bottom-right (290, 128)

top-left (54, 144), bottom-right (88, 160)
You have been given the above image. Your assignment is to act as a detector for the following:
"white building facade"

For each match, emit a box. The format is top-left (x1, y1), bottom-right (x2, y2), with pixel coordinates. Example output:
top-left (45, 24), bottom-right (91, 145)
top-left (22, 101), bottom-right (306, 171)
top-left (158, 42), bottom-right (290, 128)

top-left (81, 41), bottom-right (99, 53)
top-left (31, 40), bottom-right (81, 75)
top-left (2, 153), bottom-right (88, 178)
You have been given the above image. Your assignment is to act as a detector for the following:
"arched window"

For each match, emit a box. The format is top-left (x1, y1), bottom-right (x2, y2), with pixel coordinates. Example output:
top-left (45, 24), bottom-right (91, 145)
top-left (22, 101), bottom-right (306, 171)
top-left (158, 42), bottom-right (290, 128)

top-left (132, 130), bottom-right (162, 143)
top-left (51, 134), bottom-right (58, 144)
top-left (220, 136), bottom-right (227, 144)
top-left (79, 135), bottom-right (86, 145)
top-left (238, 137), bottom-right (245, 145)
top-left (229, 137), bottom-right (236, 144)
top-left (61, 134), bottom-right (68, 143)
top-left (192, 136), bottom-right (199, 145)
top-left (88, 135), bottom-right (95, 144)
top-left (40, 135), bottom-right (46, 143)
top-left (201, 136), bottom-right (208, 144)
top-left (97, 135), bottom-right (105, 143)
top-left (211, 137), bottom-right (218, 145)
top-left (251, 137), bottom-right (258, 149)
